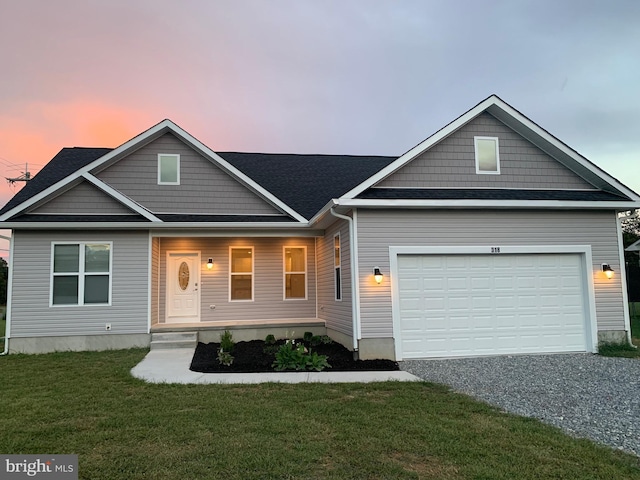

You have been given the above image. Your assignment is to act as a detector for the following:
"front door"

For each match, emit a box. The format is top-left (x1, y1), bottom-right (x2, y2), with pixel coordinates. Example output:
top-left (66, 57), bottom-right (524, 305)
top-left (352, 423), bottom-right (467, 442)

top-left (166, 252), bottom-right (200, 323)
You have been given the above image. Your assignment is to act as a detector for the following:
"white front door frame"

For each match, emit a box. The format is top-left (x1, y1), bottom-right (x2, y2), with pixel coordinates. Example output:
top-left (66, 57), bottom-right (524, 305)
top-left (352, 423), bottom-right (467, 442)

top-left (166, 251), bottom-right (201, 323)
top-left (389, 245), bottom-right (598, 360)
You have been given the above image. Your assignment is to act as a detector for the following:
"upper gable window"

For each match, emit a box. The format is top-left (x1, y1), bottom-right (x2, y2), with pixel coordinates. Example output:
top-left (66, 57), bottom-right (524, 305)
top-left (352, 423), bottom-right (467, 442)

top-left (474, 137), bottom-right (500, 174)
top-left (158, 154), bottom-right (180, 185)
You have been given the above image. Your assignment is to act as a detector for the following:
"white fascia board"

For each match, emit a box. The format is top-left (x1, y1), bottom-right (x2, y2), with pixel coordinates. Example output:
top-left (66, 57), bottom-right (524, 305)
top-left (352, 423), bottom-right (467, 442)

top-left (336, 198), bottom-right (640, 210)
top-left (341, 96), bottom-right (498, 199)
top-left (164, 121), bottom-right (308, 223)
top-left (81, 173), bottom-right (162, 222)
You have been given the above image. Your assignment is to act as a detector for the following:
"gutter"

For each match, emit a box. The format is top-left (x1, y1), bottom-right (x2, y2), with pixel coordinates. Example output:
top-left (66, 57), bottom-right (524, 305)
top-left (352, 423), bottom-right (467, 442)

top-left (1, 234), bottom-right (12, 355)
top-left (330, 207), bottom-right (360, 352)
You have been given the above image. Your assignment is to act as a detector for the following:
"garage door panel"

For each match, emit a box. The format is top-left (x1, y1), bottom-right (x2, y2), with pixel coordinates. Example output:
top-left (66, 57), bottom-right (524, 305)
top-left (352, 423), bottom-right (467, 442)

top-left (398, 253), bottom-right (588, 358)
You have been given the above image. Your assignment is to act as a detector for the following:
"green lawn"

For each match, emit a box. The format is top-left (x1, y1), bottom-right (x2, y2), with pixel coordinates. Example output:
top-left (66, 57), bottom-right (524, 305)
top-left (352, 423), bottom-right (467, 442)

top-left (1, 350), bottom-right (639, 479)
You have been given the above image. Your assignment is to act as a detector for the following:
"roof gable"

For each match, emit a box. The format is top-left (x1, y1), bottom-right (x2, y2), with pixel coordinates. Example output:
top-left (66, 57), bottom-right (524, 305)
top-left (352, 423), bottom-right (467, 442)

top-left (341, 95), bottom-right (640, 202)
top-left (376, 112), bottom-right (595, 190)
top-left (94, 133), bottom-right (284, 216)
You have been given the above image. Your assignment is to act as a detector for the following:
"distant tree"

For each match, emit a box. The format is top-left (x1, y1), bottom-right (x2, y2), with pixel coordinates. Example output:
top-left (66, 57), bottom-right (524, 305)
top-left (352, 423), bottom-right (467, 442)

top-left (622, 211), bottom-right (640, 270)
top-left (0, 257), bottom-right (6, 305)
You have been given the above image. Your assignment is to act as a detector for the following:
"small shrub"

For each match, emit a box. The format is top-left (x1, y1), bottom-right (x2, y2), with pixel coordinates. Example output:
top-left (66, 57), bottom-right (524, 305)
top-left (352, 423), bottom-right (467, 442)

top-left (265, 334), bottom-right (276, 345)
top-left (217, 348), bottom-right (234, 366)
top-left (272, 339), bottom-right (330, 372)
top-left (306, 352), bottom-right (331, 371)
top-left (303, 331), bottom-right (314, 342)
top-left (320, 335), bottom-right (333, 345)
top-left (220, 330), bottom-right (235, 353)
top-left (309, 335), bottom-right (322, 347)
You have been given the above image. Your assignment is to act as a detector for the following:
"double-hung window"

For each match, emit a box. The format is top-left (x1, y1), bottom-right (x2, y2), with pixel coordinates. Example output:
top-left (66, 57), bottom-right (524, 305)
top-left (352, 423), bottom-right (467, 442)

top-left (51, 242), bottom-right (112, 306)
top-left (230, 247), bottom-right (253, 301)
top-left (284, 246), bottom-right (306, 300)
top-left (334, 235), bottom-right (342, 301)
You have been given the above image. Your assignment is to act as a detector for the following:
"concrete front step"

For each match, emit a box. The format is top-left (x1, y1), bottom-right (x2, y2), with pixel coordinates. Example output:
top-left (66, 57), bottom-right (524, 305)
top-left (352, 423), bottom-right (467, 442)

top-left (150, 331), bottom-right (198, 350)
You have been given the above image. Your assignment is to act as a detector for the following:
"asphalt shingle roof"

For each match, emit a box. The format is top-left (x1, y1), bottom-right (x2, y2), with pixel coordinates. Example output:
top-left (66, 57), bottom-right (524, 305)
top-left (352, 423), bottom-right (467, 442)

top-left (220, 152), bottom-right (396, 219)
top-left (358, 188), bottom-right (628, 202)
top-left (0, 147), bottom-right (112, 216)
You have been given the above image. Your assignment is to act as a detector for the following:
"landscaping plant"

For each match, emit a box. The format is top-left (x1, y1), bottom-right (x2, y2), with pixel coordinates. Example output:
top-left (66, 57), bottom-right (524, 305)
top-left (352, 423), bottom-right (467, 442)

top-left (217, 330), bottom-right (235, 366)
top-left (272, 339), bottom-right (331, 372)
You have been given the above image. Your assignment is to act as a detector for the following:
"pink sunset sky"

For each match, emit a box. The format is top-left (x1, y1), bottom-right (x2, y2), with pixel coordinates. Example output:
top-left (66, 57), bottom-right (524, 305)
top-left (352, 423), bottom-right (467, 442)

top-left (0, 0), bottom-right (639, 255)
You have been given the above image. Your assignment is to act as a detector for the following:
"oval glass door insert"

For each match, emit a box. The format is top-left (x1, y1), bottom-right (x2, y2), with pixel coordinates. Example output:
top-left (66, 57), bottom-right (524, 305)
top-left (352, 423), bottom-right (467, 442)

top-left (178, 261), bottom-right (190, 290)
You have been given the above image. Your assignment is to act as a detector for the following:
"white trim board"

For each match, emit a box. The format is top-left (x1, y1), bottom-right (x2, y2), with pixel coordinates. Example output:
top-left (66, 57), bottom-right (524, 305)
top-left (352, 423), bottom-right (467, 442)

top-left (388, 245), bottom-right (599, 361)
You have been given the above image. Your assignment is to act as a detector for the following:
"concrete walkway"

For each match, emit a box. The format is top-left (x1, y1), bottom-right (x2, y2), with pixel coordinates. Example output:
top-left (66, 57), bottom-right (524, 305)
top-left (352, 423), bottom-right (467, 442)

top-left (131, 348), bottom-right (420, 384)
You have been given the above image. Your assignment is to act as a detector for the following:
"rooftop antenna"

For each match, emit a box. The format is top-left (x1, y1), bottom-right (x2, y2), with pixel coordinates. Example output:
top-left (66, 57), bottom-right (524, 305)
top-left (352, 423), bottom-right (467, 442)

top-left (6, 163), bottom-right (31, 185)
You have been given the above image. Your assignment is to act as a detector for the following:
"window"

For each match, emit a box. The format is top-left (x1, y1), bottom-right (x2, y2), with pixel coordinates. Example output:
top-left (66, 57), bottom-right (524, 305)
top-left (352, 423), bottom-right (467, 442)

top-left (158, 154), bottom-right (180, 184)
top-left (51, 242), bottom-right (111, 306)
top-left (230, 247), bottom-right (253, 301)
top-left (334, 234), bottom-right (342, 301)
top-left (284, 246), bottom-right (306, 300)
top-left (474, 137), bottom-right (500, 174)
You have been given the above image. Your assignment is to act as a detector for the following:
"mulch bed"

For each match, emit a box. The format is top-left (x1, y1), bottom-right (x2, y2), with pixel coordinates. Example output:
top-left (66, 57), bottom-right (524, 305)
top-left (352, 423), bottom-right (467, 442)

top-left (190, 339), bottom-right (399, 373)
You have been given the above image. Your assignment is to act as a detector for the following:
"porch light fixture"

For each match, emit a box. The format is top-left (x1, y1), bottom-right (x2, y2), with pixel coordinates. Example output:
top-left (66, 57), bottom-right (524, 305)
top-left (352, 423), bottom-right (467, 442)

top-left (207, 258), bottom-right (213, 270)
top-left (602, 263), bottom-right (614, 279)
top-left (373, 267), bottom-right (383, 284)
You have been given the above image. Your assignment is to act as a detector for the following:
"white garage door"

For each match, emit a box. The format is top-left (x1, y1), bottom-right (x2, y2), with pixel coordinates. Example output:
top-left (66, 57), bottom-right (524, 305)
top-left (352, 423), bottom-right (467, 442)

top-left (397, 253), bottom-right (588, 359)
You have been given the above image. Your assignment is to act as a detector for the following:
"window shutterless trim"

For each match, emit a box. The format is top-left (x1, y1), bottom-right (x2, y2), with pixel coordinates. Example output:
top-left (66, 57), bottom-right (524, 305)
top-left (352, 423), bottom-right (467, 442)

top-left (157, 153), bottom-right (180, 185)
top-left (229, 246), bottom-right (254, 302)
top-left (283, 245), bottom-right (307, 301)
top-left (474, 136), bottom-right (500, 175)
top-left (49, 241), bottom-right (113, 307)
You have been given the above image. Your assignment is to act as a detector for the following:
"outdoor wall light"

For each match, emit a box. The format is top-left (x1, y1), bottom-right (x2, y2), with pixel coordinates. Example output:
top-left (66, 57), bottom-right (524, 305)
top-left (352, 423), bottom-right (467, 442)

top-left (207, 258), bottom-right (214, 270)
top-left (602, 263), bottom-right (614, 279)
top-left (373, 267), bottom-right (383, 284)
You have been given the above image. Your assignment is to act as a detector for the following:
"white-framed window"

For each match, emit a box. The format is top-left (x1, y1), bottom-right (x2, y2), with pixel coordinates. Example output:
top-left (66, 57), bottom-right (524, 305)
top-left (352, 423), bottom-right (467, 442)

top-left (474, 136), bottom-right (500, 174)
top-left (158, 153), bottom-right (180, 185)
top-left (230, 247), bottom-right (253, 301)
top-left (284, 246), bottom-right (307, 300)
top-left (50, 242), bottom-right (112, 306)
top-left (334, 234), bottom-right (342, 301)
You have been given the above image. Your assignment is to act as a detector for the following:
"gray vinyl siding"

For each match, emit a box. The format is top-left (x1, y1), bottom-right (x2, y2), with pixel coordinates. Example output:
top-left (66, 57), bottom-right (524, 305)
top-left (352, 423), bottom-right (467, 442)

top-left (356, 209), bottom-right (624, 338)
top-left (377, 112), bottom-right (595, 190)
top-left (316, 219), bottom-right (352, 337)
top-left (10, 230), bottom-right (149, 337)
top-left (95, 133), bottom-right (281, 215)
top-left (151, 236), bottom-right (160, 326)
top-left (30, 181), bottom-right (134, 215)
top-left (159, 237), bottom-right (316, 322)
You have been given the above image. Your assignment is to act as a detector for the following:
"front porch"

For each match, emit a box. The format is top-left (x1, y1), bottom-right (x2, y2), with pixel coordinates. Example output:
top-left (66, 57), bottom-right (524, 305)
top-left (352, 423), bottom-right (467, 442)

top-left (150, 318), bottom-right (326, 345)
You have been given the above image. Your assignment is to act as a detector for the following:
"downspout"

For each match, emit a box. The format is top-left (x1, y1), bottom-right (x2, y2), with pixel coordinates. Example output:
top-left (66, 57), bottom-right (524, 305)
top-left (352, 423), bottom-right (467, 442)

top-left (1, 233), bottom-right (13, 355)
top-left (330, 207), bottom-right (360, 352)
top-left (616, 213), bottom-right (634, 346)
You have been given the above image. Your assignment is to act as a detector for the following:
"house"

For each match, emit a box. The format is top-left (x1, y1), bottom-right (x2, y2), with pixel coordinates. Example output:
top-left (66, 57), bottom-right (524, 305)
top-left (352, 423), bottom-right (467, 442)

top-left (1, 95), bottom-right (639, 360)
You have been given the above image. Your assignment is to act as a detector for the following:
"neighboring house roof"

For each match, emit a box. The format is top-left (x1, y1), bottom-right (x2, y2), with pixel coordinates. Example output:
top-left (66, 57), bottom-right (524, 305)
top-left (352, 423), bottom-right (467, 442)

top-left (627, 239), bottom-right (640, 252)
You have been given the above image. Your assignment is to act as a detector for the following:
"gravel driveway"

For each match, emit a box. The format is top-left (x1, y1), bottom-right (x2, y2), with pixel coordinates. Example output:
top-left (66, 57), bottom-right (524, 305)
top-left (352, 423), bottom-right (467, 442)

top-left (401, 354), bottom-right (640, 456)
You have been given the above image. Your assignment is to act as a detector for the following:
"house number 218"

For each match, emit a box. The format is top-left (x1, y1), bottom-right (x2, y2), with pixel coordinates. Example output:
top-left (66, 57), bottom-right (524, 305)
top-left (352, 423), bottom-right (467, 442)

top-left (491, 247), bottom-right (501, 254)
